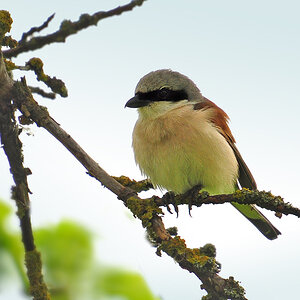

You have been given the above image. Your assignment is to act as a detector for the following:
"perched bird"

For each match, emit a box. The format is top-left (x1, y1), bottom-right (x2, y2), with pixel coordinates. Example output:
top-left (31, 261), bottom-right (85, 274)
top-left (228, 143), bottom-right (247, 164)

top-left (125, 69), bottom-right (280, 240)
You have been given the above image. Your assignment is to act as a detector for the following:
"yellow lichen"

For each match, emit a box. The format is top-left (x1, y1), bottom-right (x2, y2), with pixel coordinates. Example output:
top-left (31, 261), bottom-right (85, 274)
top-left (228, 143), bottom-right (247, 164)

top-left (4, 59), bottom-right (16, 71)
top-left (126, 196), bottom-right (163, 228)
top-left (24, 57), bottom-right (68, 97)
top-left (2, 35), bottom-right (17, 48)
top-left (0, 10), bottom-right (13, 39)
top-left (161, 236), bottom-right (187, 257)
top-left (160, 237), bottom-right (219, 274)
top-left (26, 58), bottom-right (47, 81)
top-left (113, 175), bottom-right (152, 192)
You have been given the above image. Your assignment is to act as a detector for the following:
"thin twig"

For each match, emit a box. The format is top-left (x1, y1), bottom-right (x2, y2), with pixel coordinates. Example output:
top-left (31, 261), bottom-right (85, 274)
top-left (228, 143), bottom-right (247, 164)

top-left (29, 86), bottom-right (56, 99)
top-left (20, 13), bottom-right (55, 44)
top-left (3, 0), bottom-right (147, 58)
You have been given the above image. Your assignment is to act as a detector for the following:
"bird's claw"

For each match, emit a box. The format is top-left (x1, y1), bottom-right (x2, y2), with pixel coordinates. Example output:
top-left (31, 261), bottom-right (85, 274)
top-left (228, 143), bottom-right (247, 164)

top-left (164, 191), bottom-right (179, 217)
top-left (183, 184), bottom-right (202, 216)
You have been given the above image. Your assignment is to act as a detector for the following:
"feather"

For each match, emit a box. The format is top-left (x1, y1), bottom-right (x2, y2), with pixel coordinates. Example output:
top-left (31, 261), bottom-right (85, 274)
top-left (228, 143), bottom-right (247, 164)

top-left (194, 98), bottom-right (281, 239)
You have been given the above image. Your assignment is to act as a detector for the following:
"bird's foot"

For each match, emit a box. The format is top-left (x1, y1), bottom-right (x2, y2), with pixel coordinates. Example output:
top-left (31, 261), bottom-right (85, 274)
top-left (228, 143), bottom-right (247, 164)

top-left (183, 184), bottom-right (202, 216)
top-left (163, 191), bottom-right (179, 217)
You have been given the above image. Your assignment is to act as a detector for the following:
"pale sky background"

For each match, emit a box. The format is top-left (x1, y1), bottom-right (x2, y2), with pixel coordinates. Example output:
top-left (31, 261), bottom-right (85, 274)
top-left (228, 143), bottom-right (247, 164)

top-left (1, 1), bottom-right (300, 299)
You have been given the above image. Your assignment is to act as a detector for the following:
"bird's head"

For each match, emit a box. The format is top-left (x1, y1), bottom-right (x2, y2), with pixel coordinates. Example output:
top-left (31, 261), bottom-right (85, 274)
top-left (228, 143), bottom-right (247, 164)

top-left (125, 69), bottom-right (203, 119)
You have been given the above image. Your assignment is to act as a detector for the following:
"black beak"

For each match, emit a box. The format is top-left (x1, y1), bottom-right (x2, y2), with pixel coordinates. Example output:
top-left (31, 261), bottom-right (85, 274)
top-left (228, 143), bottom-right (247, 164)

top-left (125, 96), bottom-right (150, 108)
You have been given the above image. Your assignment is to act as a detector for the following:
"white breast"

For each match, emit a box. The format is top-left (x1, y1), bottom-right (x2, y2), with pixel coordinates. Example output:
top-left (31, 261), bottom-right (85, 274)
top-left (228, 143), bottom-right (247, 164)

top-left (132, 104), bottom-right (238, 195)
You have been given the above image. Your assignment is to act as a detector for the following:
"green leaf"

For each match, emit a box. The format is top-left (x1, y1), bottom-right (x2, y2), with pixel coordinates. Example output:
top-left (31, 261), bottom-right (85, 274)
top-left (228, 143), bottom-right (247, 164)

top-left (0, 200), bottom-right (27, 289)
top-left (34, 221), bottom-right (93, 287)
top-left (96, 268), bottom-right (160, 300)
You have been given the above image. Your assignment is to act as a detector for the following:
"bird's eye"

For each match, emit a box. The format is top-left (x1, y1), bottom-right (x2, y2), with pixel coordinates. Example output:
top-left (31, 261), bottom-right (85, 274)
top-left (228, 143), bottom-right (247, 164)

top-left (158, 88), bottom-right (170, 100)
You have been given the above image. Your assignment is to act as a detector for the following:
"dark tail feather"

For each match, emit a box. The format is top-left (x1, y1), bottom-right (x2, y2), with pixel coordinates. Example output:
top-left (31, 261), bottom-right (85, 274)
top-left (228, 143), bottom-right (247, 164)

top-left (231, 202), bottom-right (281, 240)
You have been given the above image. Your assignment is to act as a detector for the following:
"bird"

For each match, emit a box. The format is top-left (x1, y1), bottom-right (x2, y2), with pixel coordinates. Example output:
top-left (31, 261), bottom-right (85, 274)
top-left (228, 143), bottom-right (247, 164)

top-left (125, 69), bottom-right (280, 240)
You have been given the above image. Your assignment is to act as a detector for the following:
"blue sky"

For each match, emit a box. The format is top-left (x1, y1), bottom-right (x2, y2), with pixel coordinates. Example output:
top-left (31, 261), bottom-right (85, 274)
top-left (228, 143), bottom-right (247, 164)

top-left (1, 1), bottom-right (300, 299)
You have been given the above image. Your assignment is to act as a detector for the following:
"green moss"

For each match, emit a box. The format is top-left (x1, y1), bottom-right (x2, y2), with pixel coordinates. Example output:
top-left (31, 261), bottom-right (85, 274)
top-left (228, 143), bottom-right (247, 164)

top-left (0, 10), bottom-right (13, 40)
top-left (113, 176), bottom-right (153, 192)
top-left (127, 195), bottom-right (220, 275)
top-left (25, 249), bottom-right (51, 300)
top-left (27, 57), bottom-right (43, 69)
top-left (59, 85), bottom-right (68, 97)
top-left (114, 175), bottom-right (135, 187)
top-left (79, 13), bottom-right (97, 26)
top-left (223, 276), bottom-right (246, 299)
top-left (166, 226), bottom-right (178, 236)
top-left (59, 19), bottom-right (77, 36)
top-left (24, 58), bottom-right (68, 97)
top-left (199, 243), bottom-right (216, 258)
top-left (126, 197), bottom-right (163, 228)
top-left (232, 189), bottom-right (248, 202)
top-left (160, 236), bottom-right (186, 257)
top-left (2, 35), bottom-right (18, 48)
top-left (26, 58), bottom-right (48, 81)
top-left (4, 59), bottom-right (16, 71)
top-left (233, 188), bottom-right (286, 210)
top-left (160, 237), bottom-right (219, 274)
top-left (201, 277), bottom-right (245, 300)
top-left (11, 186), bottom-right (26, 219)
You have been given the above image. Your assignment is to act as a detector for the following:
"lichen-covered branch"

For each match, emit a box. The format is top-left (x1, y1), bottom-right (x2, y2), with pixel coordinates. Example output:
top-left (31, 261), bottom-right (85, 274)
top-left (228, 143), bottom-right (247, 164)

top-left (157, 187), bottom-right (299, 218)
top-left (0, 48), bottom-right (50, 299)
top-left (126, 197), bottom-right (246, 300)
top-left (3, 57), bottom-right (68, 97)
top-left (2, 35), bottom-right (17, 48)
top-left (25, 57), bottom-right (68, 97)
top-left (3, 0), bottom-right (147, 59)
top-left (114, 176), bottom-right (299, 219)
top-left (4, 56), bottom-right (67, 98)
top-left (25, 250), bottom-right (50, 299)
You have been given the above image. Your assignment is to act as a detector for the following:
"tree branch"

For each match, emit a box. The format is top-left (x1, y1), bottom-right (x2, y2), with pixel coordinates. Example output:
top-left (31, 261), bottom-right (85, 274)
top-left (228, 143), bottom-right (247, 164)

top-left (29, 86), bottom-right (56, 99)
top-left (3, 0), bottom-right (147, 59)
top-left (113, 176), bottom-right (299, 218)
top-left (19, 13), bottom-right (55, 44)
top-left (159, 187), bottom-right (299, 218)
top-left (0, 51), bottom-right (50, 299)
top-left (25, 57), bottom-right (68, 97)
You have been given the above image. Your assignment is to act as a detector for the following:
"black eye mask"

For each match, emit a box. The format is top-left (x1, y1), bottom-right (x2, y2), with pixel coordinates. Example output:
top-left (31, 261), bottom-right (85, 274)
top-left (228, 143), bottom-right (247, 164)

top-left (136, 88), bottom-right (188, 102)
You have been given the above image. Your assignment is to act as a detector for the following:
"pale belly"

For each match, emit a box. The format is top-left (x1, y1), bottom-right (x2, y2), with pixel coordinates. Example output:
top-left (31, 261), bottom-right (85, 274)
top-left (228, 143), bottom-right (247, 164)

top-left (132, 111), bottom-right (239, 195)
